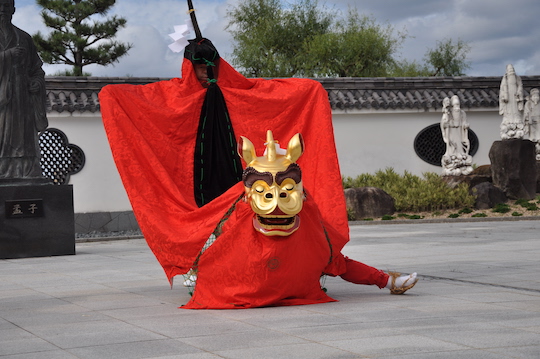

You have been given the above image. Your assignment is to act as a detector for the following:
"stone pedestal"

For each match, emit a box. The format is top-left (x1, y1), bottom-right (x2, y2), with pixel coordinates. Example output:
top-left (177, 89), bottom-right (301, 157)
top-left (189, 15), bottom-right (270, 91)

top-left (0, 184), bottom-right (75, 259)
top-left (441, 174), bottom-right (491, 189)
top-left (489, 139), bottom-right (537, 200)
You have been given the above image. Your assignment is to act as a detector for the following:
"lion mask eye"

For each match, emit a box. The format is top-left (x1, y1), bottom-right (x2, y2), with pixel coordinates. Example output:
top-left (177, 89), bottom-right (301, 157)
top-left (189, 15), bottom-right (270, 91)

top-left (283, 183), bottom-right (294, 191)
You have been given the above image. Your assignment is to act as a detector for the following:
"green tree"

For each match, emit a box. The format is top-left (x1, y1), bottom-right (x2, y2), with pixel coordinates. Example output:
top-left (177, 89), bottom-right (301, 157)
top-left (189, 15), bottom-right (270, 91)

top-left (388, 38), bottom-right (471, 77)
top-left (226, 0), bottom-right (333, 77)
top-left (226, 0), bottom-right (471, 78)
top-left (388, 59), bottom-right (431, 77)
top-left (32, 0), bottom-right (132, 76)
top-left (301, 9), bottom-right (406, 77)
top-left (226, 1), bottom-right (404, 77)
top-left (424, 38), bottom-right (471, 76)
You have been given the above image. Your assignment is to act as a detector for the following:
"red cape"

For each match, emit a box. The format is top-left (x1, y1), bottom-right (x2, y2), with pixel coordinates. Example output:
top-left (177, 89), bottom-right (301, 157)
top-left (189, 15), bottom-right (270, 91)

top-left (99, 59), bottom-right (349, 305)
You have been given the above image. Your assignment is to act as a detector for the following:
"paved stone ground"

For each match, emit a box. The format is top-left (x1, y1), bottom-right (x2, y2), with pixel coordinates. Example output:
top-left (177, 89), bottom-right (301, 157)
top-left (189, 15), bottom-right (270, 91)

top-left (1, 219), bottom-right (539, 358)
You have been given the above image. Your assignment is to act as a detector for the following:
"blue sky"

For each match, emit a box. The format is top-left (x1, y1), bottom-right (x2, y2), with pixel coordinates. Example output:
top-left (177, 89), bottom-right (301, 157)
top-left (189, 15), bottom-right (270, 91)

top-left (12, 0), bottom-right (540, 78)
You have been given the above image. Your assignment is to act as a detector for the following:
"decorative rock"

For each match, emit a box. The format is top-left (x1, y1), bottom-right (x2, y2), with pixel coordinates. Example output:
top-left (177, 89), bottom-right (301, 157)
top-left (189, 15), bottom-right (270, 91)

top-left (344, 187), bottom-right (395, 220)
top-left (471, 182), bottom-right (507, 209)
top-left (441, 175), bottom-right (471, 188)
top-left (443, 175), bottom-right (482, 188)
top-left (467, 164), bottom-right (493, 187)
top-left (441, 165), bottom-right (491, 189)
top-left (489, 139), bottom-right (537, 199)
top-left (471, 164), bottom-right (492, 177)
top-left (537, 162), bottom-right (540, 193)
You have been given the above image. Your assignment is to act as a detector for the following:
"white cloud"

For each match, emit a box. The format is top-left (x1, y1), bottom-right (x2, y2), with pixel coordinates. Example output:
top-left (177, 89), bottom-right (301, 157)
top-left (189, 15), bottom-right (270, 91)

top-left (12, 3), bottom-right (46, 34)
top-left (11, 0), bottom-right (540, 77)
top-left (86, 24), bottom-right (182, 77)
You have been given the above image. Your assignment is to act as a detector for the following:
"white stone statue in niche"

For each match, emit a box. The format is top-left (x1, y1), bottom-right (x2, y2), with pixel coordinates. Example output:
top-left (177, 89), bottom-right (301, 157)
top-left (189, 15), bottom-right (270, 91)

top-left (524, 88), bottom-right (540, 160)
top-left (440, 95), bottom-right (473, 176)
top-left (499, 64), bottom-right (525, 139)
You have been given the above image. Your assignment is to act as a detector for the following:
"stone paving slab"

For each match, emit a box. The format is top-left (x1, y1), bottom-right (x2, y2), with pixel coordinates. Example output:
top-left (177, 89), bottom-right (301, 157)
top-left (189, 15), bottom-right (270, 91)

top-left (0, 219), bottom-right (539, 358)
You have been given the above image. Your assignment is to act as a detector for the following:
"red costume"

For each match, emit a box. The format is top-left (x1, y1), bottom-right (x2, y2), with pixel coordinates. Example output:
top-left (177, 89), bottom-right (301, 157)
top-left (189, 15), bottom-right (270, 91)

top-left (99, 58), bottom-right (388, 309)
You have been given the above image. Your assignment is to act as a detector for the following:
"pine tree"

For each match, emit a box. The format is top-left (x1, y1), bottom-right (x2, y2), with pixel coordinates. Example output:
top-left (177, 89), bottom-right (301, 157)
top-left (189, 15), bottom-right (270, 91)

top-left (32, 0), bottom-right (132, 76)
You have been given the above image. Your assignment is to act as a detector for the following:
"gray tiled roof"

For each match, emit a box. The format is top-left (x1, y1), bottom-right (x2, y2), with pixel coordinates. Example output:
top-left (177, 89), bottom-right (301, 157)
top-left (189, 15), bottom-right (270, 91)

top-left (45, 75), bottom-right (540, 114)
top-left (319, 76), bottom-right (540, 111)
top-left (45, 77), bottom-right (164, 114)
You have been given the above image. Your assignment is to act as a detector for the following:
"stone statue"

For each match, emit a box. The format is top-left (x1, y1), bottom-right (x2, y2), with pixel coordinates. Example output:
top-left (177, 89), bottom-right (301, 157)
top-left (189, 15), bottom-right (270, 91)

top-left (441, 95), bottom-right (473, 176)
top-left (0, 0), bottom-right (48, 182)
top-left (499, 64), bottom-right (525, 140)
top-left (524, 88), bottom-right (540, 160)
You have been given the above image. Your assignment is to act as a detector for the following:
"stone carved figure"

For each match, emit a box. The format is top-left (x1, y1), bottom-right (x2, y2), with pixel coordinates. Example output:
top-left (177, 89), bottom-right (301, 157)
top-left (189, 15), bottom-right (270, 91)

top-left (0, 0), bottom-right (48, 181)
top-left (441, 95), bottom-right (473, 176)
top-left (524, 88), bottom-right (540, 160)
top-left (499, 64), bottom-right (525, 140)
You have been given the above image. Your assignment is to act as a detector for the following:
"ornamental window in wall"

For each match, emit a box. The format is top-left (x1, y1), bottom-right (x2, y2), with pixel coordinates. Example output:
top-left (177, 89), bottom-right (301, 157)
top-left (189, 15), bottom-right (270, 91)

top-left (414, 124), bottom-right (479, 166)
top-left (39, 128), bottom-right (86, 185)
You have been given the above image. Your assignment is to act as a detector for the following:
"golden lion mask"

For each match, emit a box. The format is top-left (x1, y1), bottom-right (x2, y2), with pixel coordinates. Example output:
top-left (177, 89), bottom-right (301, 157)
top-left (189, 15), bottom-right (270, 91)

top-left (238, 130), bottom-right (304, 236)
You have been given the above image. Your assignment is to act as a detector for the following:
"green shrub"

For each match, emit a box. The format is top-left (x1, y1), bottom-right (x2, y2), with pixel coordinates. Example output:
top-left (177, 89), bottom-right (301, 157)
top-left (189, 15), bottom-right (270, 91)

top-left (472, 213), bottom-right (488, 217)
top-left (407, 214), bottom-right (424, 219)
top-left (492, 203), bottom-right (511, 213)
top-left (381, 215), bottom-right (395, 220)
top-left (459, 207), bottom-right (473, 214)
top-left (448, 213), bottom-right (460, 218)
top-left (515, 199), bottom-right (539, 211)
top-left (512, 211), bottom-right (523, 216)
top-left (363, 218), bottom-right (374, 221)
top-left (515, 198), bottom-right (530, 207)
top-left (347, 207), bottom-right (356, 221)
top-left (343, 168), bottom-right (475, 212)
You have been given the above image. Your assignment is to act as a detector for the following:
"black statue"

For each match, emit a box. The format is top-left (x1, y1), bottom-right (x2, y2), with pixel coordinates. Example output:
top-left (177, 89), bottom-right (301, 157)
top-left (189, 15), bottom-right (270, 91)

top-left (0, 0), bottom-right (48, 182)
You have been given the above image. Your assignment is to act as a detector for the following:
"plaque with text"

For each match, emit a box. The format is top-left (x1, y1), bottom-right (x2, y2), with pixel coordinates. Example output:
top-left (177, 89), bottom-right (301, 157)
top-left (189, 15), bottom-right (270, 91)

top-left (5, 199), bottom-right (44, 219)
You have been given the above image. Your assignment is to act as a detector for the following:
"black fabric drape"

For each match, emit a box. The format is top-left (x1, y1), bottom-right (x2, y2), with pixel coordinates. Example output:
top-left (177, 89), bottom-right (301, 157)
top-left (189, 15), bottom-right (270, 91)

top-left (193, 83), bottom-right (243, 207)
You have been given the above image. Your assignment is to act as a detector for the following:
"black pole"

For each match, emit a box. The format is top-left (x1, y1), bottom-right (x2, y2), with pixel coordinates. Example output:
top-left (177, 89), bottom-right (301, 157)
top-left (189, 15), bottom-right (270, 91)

top-left (187, 0), bottom-right (203, 40)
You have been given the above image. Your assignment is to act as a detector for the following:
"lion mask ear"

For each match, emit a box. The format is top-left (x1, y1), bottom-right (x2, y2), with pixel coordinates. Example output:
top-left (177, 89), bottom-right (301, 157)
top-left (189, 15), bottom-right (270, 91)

top-left (238, 136), bottom-right (257, 167)
top-left (285, 133), bottom-right (304, 163)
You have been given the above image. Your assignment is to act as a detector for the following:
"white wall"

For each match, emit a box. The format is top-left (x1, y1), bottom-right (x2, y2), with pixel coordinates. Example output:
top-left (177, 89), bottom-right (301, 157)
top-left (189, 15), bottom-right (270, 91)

top-left (333, 108), bottom-right (501, 178)
top-left (48, 107), bottom-right (503, 213)
top-left (47, 113), bottom-right (132, 213)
